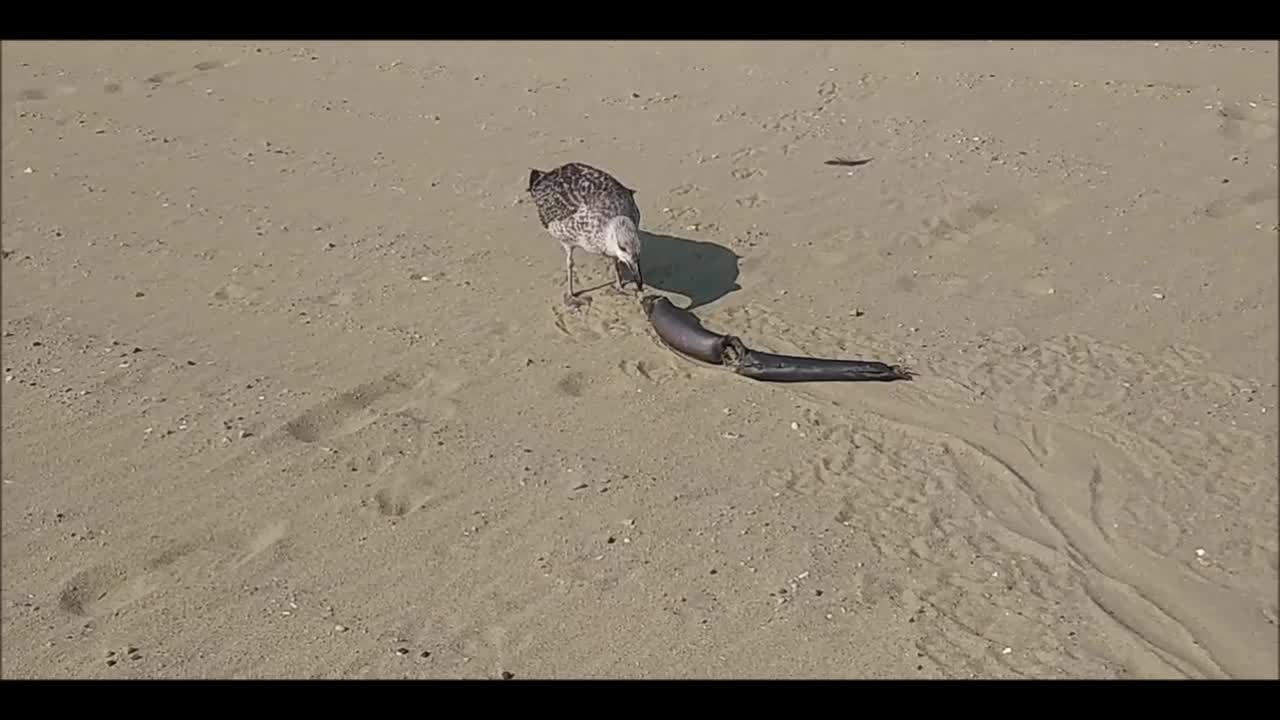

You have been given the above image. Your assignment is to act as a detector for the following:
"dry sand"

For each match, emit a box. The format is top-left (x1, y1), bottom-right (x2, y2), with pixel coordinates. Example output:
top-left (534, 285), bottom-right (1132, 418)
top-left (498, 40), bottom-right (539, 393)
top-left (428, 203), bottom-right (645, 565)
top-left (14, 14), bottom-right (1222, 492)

top-left (1, 40), bottom-right (1276, 679)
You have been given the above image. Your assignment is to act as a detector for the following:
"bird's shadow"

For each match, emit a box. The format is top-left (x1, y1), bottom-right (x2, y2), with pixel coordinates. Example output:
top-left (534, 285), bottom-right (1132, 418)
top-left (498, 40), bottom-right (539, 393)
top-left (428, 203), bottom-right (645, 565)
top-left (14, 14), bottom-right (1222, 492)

top-left (638, 231), bottom-right (741, 310)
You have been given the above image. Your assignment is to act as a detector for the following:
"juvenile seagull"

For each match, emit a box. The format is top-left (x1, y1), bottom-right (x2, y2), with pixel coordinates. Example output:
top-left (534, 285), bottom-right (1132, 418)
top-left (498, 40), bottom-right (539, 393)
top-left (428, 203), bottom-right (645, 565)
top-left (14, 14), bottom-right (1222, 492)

top-left (527, 161), bottom-right (644, 307)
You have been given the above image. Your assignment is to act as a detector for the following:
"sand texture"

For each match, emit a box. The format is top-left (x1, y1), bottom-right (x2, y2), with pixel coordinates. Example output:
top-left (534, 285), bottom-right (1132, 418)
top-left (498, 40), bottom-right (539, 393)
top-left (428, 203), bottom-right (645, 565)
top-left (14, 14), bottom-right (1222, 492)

top-left (2, 41), bottom-right (1277, 679)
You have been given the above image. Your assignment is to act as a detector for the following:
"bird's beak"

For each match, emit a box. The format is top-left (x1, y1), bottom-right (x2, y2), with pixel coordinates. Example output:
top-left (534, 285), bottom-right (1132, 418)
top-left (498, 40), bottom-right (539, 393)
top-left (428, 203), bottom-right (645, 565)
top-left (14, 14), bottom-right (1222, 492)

top-left (629, 260), bottom-right (643, 292)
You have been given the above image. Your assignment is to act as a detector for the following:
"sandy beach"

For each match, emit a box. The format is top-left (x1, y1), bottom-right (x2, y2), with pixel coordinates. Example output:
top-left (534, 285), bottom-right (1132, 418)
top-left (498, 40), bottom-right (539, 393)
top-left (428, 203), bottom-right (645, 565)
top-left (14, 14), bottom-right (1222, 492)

top-left (1, 40), bottom-right (1276, 679)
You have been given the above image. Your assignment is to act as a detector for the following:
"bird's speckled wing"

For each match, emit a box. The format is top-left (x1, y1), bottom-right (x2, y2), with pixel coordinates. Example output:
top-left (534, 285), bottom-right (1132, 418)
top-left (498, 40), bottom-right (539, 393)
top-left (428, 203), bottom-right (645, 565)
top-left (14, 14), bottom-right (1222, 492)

top-left (529, 163), bottom-right (639, 228)
top-left (529, 172), bottom-right (582, 227)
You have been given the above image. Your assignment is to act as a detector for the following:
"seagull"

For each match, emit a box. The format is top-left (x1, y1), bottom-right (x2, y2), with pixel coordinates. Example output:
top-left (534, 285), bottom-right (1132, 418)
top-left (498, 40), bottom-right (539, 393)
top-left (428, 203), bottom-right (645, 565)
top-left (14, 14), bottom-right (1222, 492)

top-left (527, 161), bottom-right (644, 307)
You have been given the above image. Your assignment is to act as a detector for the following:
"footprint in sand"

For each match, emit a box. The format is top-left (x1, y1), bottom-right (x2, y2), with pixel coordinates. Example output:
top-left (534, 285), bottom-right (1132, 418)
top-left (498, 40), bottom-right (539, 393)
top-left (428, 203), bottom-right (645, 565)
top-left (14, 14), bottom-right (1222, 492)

top-left (310, 289), bottom-right (354, 307)
top-left (556, 371), bottom-right (590, 398)
top-left (212, 282), bottom-right (260, 305)
top-left (145, 59), bottom-right (235, 88)
top-left (58, 564), bottom-right (131, 616)
top-left (370, 474), bottom-right (436, 519)
top-left (618, 356), bottom-right (694, 384)
top-left (283, 373), bottom-right (416, 445)
top-left (13, 85), bottom-right (77, 103)
top-left (58, 562), bottom-right (165, 619)
top-left (1202, 182), bottom-right (1278, 220)
top-left (550, 296), bottom-right (633, 343)
top-left (912, 194), bottom-right (1065, 255)
top-left (231, 520), bottom-right (291, 569)
top-left (59, 522), bottom-right (302, 622)
top-left (1218, 102), bottom-right (1278, 144)
top-left (281, 365), bottom-right (466, 458)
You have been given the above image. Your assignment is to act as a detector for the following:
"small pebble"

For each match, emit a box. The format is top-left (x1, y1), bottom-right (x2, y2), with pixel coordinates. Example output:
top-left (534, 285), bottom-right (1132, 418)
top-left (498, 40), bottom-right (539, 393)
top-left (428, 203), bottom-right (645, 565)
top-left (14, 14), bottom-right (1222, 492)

top-left (395, 647), bottom-right (410, 656)
top-left (501, 671), bottom-right (515, 680)
top-left (1002, 647), bottom-right (1012, 655)
top-left (23, 167), bottom-right (33, 174)
top-left (334, 624), bottom-right (348, 632)
top-left (1152, 292), bottom-right (1165, 300)
top-left (1195, 548), bottom-right (1206, 557)
top-left (790, 422), bottom-right (800, 430)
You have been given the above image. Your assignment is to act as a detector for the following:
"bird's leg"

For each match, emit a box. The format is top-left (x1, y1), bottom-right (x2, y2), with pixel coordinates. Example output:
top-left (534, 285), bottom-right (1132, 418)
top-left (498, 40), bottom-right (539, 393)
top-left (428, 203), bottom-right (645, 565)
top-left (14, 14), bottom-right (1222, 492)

top-left (563, 246), bottom-right (589, 308)
top-left (613, 259), bottom-right (628, 292)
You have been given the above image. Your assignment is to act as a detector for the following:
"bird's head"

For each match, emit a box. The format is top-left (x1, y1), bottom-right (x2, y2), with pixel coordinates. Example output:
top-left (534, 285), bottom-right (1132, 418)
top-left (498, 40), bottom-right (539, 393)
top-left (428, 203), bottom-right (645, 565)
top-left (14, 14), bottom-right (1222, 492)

top-left (604, 216), bottom-right (643, 290)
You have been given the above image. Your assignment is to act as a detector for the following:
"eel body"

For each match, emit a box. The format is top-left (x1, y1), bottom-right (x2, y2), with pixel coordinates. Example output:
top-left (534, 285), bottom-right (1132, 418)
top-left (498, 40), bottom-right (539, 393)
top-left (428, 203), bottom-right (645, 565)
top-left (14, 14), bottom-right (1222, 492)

top-left (641, 295), bottom-right (911, 383)
top-left (640, 294), bottom-right (734, 365)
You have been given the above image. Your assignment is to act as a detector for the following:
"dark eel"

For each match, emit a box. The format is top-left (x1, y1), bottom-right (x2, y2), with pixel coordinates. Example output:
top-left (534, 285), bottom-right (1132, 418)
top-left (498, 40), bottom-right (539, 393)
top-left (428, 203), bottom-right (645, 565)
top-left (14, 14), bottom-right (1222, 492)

top-left (640, 295), bottom-right (911, 383)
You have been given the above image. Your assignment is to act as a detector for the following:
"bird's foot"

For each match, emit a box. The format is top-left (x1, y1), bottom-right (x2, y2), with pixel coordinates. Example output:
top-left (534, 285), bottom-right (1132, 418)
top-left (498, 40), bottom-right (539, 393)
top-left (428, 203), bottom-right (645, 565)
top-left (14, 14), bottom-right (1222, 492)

top-left (610, 275), bottom-right (643, 296)
top-left (563, 292), bottom-right (592, 309)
